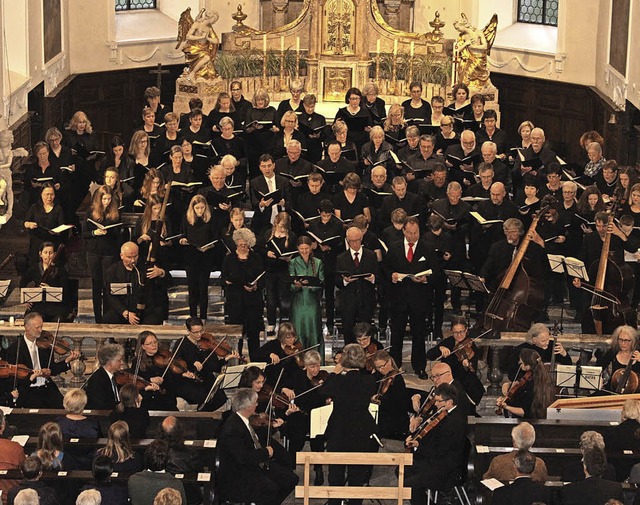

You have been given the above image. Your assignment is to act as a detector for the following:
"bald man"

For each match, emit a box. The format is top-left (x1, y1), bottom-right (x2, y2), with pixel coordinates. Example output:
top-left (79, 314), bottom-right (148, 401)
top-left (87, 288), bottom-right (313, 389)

top-left (335, 227), bottom-right (378, 344)
top-left (103, 241), bottom-right (169, 325)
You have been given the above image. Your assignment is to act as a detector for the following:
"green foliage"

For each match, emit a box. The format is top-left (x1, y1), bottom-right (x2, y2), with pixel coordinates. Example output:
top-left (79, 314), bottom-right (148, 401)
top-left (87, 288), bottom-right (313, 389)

top-left (214, 49), bottom-right (307, 78)
top-left (369, 52), bottom-right (450, 87)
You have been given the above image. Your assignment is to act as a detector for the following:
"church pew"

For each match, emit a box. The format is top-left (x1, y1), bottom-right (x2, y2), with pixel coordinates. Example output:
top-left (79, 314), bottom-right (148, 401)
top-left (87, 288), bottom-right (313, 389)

top-left (4, 408), bottom-right (223, 439)
top-left (467, 417), bottom-right (614, 449)
top-left (0, 469), bottom-right (213, 483)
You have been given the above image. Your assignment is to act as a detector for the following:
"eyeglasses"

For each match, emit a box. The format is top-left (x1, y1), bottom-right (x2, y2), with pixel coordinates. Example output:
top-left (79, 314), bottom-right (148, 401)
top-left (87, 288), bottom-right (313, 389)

top-left (429, 371), bottom-right (449, 380)
top-left (374, 360), bottom-right (390, 370)
top-left (231, 88), bottom-right (241, 91)
top-left (618, 338), bottom-right (633, 343)
top-left (452, 330), bottom-right (466, 335)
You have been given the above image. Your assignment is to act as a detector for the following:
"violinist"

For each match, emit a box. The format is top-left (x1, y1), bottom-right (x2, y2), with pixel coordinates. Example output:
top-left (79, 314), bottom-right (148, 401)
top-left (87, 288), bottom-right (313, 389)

top-left (371, 350), bottom-right (409, 440)
top-left (20, 242), bottom-right (70, 321)
top-left (354, 322), bottom-right (383, 373)
top-left (322, 344), bottom-right (377, 505)
top-left (83, 343), bottom-right (125, 410)
top-left (130, 331), bottom-right (177, 411)
top-left (238, 366), bottom-right (296, 469)
top-left (254, 322), bottom-right (302, 387)
top-left (496, 348), bottom-right (554, 419)
top-left (507, 323), bottom-right (571, 381)
top-left (425, 317), bottom-right (485, 407)
top-left (6, 312), bottom-right (80, 408)
top-left (280, 350), bottom-right (328, 480)
top-left (404, 383), bottom-right (468, 505)
top-left (595, 325), bottom-right (640, 393)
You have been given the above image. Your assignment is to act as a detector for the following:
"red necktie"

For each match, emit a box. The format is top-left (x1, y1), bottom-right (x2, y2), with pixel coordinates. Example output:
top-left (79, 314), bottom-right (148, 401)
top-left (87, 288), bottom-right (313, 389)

top-left (354, 251), bottom-right (360, 268)
top-left (407, 243), bottom-right (414, 262)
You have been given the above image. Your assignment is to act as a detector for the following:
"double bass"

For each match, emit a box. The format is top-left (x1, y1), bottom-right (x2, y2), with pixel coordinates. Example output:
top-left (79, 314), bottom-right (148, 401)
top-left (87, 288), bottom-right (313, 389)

top-left (580, 205), bottom-right (636, 335)
top-left (482, 205), bottom-right (549, 333)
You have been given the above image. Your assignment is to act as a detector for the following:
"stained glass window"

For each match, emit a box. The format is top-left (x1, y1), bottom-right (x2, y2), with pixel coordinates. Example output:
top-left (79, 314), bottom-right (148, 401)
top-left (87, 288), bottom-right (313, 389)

top-left (115, 0), bottom-right (156, 12)
top-left (517, 0), bottom-right (558, 26)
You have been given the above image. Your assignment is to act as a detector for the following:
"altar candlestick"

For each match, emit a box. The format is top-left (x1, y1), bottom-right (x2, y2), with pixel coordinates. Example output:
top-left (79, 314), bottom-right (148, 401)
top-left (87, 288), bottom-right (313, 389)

top-left (410, 42), bottom-right (414, 57)
top-left (376, 39), bottom-right (380, 56)
top-left (296, 37), bottom-right (300, 53)
top-left (393, 39), bottom-right (398, 56)
top-left (280, 36), bottom-right (284, 52)
top-left (263, 34), bottom-right (267, 54)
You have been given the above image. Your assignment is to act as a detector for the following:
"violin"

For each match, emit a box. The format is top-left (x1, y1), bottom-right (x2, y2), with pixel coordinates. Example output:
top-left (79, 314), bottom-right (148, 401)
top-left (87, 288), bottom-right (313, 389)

top-left (0, 360), bottom-right (33, 380)
top-left (258, 383), bottom-right (292, 410)
top-left (36, 331), bottom-right (83, 358)
top-left (198, 333), bottom-right (245, 363)
top-left (452, 337), bottom-right (476, 373)
top-left (364, 342), bottom-right (380, 373)
top-left (372, 371), bottom-right (402, 405)
top-left (114, 371), bottom-right (166, 394)
top-left (283, 341), bottom-right (305, 368)
top-left (310, 369), bottom-right (329, 387)
top-left (416, 386), bottom-right (436, 418)
top-left (153, 350), bottom-right (203, 382)
top-left (496, 370), bottom-right (533, 416)
top-left (406, 407), bottom-right (449, 451)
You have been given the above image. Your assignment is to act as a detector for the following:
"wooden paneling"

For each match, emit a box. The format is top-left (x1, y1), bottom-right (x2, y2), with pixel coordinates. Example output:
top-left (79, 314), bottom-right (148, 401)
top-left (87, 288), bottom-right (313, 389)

top-left (491, 72), bottom-right (635, 165)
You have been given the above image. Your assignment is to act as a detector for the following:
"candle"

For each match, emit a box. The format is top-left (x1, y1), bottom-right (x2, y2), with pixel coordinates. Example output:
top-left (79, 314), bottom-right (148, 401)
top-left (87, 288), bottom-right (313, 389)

top-left (393, 39), bottom-right (398, 56)
top-left (263, 34), bottom-right (267, 53)
top-left (410, 41), bottom-right (414, 57)
top-left (280, 36), bottom-right (284, 52)
top-left (376, 39), bottom-right (380, 55)
top-left (296, 37), bottom-right (300, 53)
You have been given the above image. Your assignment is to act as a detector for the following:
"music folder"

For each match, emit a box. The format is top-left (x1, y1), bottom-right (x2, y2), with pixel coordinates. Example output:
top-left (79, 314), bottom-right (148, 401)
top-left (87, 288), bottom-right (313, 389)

top-left (310, 402), bottom-right (379, 438)
top-left (110, 283), bottom-right (132, 296)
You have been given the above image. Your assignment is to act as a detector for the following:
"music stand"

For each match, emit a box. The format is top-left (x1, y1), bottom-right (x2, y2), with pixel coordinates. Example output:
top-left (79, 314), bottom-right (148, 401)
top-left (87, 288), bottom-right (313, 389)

top-left (110, 283), bottom-right (132, 296)
top-left (0, 279), bottom-right (10, 304)
top-left (556, 364), bottom-right (603, 397)
top-left (444, 270), bottom-right (489, 323)
top-left (20, 286), bottom-right (63, 304)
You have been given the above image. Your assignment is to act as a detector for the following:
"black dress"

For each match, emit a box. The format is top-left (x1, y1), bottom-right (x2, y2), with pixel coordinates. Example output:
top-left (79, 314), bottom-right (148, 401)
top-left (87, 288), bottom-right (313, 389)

top-left (332, 191), bottom-right (370, 223)
top-left (24, 203), bottom-right (65, 264)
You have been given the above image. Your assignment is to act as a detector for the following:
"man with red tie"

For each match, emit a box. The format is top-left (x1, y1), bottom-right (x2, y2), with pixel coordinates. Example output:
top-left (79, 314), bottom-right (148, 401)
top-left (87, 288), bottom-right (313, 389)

top-left (384, 217), bottom-right (439, 379)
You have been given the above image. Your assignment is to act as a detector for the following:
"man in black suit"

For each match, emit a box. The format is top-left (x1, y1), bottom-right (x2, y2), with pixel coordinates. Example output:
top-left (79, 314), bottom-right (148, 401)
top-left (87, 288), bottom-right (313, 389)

top-left (217, 388), bottom-right (298, 505)
top-left (84, 343), bottom-right (125, 410)
top-left (445, 130), bottom-right (481, 188)
top-left (405, 135), bottom-right (445, 193)
top-left (404, 383), bottom-right (468, 505)
top-left (379, 176), bottom-right (425, 230)
top-left (249, 154), bottom-right (291, 235)
top-left (384, 217), bottom-right (439, 378)
top-left (492, 450), bottom-right (552, 505)
top-left (6, 312), bottom-right (80, 408)
top-left (335, 227), bottom-right (379, 344)
top-left (559, 447), bottom-right (624, 505)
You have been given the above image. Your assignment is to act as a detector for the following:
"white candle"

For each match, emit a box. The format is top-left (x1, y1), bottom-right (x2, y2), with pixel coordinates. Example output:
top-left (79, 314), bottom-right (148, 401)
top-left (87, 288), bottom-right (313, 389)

top-left (263, 34), bottom-right (267, 53)
top-left (410, 41), bottom-right (414, 57)
top-left (280, 36), bottom-right (285, 52)
top-left (376, 39), bottom-right (380, 55)
top-left (296, 37), bottom-right (300, 53)
top-left (393, 39), bottom-right (398, 56)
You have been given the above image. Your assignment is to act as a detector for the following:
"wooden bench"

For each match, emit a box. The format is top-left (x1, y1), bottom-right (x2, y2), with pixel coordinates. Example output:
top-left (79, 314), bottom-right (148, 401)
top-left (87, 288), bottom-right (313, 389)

top-left (295, 452), bottom-right (412, 505)
top-left (12, 436), bottom-right (217, 452)
top-left (0, 469), bottom-right (212, 483)
top-left (4, 408), bottom-right (222, 438)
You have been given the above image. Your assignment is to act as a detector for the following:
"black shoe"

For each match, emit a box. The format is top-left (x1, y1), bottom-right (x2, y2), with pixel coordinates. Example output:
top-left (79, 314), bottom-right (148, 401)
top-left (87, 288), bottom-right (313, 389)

top-left (417, 370), bottom-right (428, 380)
top-left (314, 468), bottom-right (324, 486)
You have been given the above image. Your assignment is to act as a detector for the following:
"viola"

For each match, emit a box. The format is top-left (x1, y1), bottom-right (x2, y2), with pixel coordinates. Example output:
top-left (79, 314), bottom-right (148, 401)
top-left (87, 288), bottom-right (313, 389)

top-left (416, 386), bottom-right (436, 418)
top-left (364, 342), bottom-right (380, 373)
top-left (36, 331), bottom-right (82, 358)
top-left (406, 407), bottom-right (449, 451)
top-left (0, 360), bottom-right (33, 380)
top-left (258, 383), bottom-right (291, 410)
top-left (496, 369), bottom-right (533, 416)
top-left (283, 341), bottom-right (305, 369)
top-left (114, 370), bottom-right (166, 394)
top-left (153, 350), bottom-right (203, 383)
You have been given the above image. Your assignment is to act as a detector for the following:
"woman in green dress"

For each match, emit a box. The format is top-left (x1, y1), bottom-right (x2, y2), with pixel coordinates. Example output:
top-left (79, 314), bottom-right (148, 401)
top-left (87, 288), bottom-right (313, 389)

top-left (289, 236), bottom-right (325, 360)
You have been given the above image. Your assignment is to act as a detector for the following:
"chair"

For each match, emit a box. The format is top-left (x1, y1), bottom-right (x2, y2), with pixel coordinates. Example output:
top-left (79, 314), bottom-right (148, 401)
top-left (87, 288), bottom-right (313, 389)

top-left (426, 469), bottom-right (472, 505)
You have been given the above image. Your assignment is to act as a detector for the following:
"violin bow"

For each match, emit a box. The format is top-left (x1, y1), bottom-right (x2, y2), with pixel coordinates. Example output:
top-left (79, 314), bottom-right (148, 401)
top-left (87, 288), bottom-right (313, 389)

top-left (375, 370), bottom-right (406, 383)
top-left (46, 317), bottom-right (62, 370)
top-left (265, 368), bottom-right (285, 470)
top-left (159, 338), bottom-right (184, 380)
top-left (12, 335), bottom-right (21, 402)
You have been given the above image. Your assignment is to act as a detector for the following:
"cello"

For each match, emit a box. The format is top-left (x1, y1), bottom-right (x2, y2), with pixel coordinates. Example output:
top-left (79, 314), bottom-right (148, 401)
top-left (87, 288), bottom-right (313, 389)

top-left (580, 206), bottom-right (636, 336)
top-left (482, 205), bottom-right (549, 333)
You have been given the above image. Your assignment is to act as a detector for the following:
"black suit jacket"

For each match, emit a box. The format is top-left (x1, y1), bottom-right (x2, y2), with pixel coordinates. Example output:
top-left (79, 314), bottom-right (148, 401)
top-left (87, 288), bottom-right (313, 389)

top-left (84, 367), bottom-right (118, 411)
top-left (558, 476), bottom-right (623, 505)
top-left (217, 412), bottom-right (272, 502)
top-left (383, 238), bottom-right (439, 309)
top-left (335, 248), bottom-right (378, 303)
top-left (491, 477), bottom-right (552, 505)
top-left (249, 175), bottom-right (291, 233)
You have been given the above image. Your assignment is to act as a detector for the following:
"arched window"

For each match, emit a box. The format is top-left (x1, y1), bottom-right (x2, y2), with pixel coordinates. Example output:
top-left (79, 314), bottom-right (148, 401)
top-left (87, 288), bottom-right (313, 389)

top-left (517, 0), bottom-right (559, 26)
top-left (115, 0), bottom-right (156, 11)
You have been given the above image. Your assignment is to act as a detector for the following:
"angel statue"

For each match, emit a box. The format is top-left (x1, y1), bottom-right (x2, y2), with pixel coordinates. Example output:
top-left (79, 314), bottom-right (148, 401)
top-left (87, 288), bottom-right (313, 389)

top-left (176, 8), bottom-right (220, 81)
top-left (453, 13), bottom-right (498, 90)
top-left (0, 123), bottom-right (28, 227)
